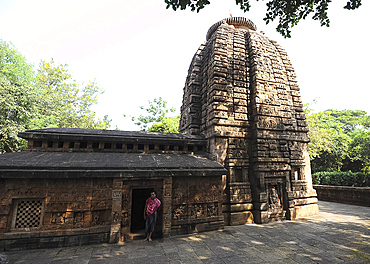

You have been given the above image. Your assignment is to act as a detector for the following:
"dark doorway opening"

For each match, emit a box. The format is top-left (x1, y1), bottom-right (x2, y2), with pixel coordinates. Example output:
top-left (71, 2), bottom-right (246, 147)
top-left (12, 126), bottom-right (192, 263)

top-left (131, 188), bottom-right (154, 232)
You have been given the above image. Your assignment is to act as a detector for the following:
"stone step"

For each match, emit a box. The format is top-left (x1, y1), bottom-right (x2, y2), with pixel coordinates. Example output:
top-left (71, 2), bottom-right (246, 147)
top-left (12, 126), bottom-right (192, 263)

top-left (128, 229), bottom-right (146, 240)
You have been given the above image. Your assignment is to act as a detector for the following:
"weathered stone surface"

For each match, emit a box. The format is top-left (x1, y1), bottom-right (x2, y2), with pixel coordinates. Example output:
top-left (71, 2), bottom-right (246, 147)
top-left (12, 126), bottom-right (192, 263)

top-left (314, 185), bottom-right (370, 207)
top-left (180, 17), bottom-right (318, 224)
top-left (0, 128), bottom-right (226, 250)
top-left (230, 211), bottom-right (254, 225)
top-left (0, 17), bottom-right (319, 251)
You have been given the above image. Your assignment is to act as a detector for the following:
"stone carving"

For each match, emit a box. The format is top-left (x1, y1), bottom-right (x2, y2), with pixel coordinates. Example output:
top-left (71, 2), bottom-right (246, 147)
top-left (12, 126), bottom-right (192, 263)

top-left (51, 213), bottom-right (65, 224)
top-left (207, 203), bottom-right (218, 217)
top-left (112, 190), bottom-right (122, 200)
top-left (112, 212), bottom-right (120, 223)
top-left (91, 200), bottom-right (108, 210)
top-left (73, 212), bottom-right (84, 228)
top-left (191, 204), bottom-right (205, 219)
top-left (269, 187), bottom-right (281, 209)
top-left (173, 205), bottom-right (187, 220)
top-left (13, 188), bottom-right (42, 197)
top-left (92, 210), bottom-right (109, 226)
top-left (121, 211), bottom-right (129, 227)
top-left (92, 179), bottom-right (110, 189)
top-left (180, 16), bottom-right (318, 223)
top-left (121, 193), bottom-right (129, 209)
top-left (92, 211), bottom-right (101, 226)
top-left (72, 190), bottom-right (91, 201)
top-left (92, 190), bottom-right (109, 200)
top-left (0, 17), bottom-right (320, 250)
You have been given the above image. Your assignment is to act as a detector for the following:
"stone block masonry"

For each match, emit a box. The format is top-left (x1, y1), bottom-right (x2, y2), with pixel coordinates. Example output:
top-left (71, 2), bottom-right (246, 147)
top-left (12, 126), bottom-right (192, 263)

top-left (0, 129), bottom-right (226, 250)
top-left (0, 17), bottom-right (319, 250)
top-left (180, 17), bottom-right (318, 224)
top-left (314, 185), bottom-right (370, 207)
top-left (0, 178), bottom-right (112, 250)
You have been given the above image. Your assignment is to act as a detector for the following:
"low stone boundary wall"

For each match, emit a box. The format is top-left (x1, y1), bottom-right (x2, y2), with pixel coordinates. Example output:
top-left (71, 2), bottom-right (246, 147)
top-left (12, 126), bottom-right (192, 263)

top-left (0, 226), bottom-right (110, 251)
top-left (314, 185), bottom-right (370, 207)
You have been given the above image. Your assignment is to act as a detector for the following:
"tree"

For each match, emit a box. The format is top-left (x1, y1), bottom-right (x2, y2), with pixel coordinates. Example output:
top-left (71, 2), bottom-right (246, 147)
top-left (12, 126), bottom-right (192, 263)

top-left (32, 59), bottom-right (111, 129)
top-left (305, 107), bottom-right (332, 160)
top-left (0, 40), bottom-right (38, 153)
top-left (164, 0), bottom-right (362, 38)
top-left (306, 106), bottom-right (370, 173)
top-left (322, 109), bottom-right (369, 133)
top-left (149, 116), bottom-right (180, 133)
top-left (307, 110), bottom-right (351, 172)
top-left (348, 130), bottom-right (370, 173)
top-left (127, 97), bottom-right (180, 133)
top-left (1, 42), bottom-right (111, 153)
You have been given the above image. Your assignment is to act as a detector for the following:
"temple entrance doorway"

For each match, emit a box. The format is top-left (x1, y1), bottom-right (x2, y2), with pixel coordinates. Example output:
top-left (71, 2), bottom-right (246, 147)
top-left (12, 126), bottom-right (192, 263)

top-left (131, 188), bottom-right (154, 232)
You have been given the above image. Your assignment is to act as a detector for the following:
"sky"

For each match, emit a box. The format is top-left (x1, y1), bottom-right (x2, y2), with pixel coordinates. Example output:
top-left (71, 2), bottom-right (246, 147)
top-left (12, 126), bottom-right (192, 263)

top-left (0, 0), bottom-right (369, 130)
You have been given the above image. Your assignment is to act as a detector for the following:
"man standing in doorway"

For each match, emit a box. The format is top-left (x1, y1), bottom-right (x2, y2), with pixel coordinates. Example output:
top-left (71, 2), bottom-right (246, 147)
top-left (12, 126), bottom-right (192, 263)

top-left (144, 191), bottom-right (161, 241)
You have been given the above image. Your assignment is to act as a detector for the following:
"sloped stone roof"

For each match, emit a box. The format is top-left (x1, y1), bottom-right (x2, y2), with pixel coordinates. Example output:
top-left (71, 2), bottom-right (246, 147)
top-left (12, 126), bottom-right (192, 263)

top-left (0, 152), bottom-right (226, 178)
top-left (19, 128), bottom-right (205, 142)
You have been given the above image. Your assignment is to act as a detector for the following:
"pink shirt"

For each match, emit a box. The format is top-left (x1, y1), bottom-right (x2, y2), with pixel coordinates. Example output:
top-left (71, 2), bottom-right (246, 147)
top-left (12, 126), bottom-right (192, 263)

top-left (146, 197), bottom-right (161, 215)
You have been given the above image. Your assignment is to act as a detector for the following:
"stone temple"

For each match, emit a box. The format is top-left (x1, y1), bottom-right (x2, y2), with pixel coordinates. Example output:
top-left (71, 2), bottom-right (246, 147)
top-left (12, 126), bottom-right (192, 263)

top-left (179, 17), bottom-right (318, 225)
top-left (0, 17), bottom-right (318, 250)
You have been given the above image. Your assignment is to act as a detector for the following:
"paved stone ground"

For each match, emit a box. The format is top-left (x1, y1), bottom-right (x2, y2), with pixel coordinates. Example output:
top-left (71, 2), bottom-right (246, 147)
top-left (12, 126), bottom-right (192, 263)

top-left (1, 201), bottom-right (369, 264)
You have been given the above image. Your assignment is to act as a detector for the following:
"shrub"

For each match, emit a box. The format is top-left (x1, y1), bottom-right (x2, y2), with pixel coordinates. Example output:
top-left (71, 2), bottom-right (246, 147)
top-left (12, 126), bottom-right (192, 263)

top-left (312, 171), bottom-right (370, 187)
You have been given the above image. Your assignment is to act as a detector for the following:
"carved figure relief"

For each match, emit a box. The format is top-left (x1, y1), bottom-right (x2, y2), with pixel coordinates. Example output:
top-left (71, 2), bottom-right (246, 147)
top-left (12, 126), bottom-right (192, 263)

top-left (92, 212), bottom-right (101, 226)
top-left (207, 203), bottom-right (218, 217)
top-left (112, 211), bottom-right (121, 223)
top-left (51, 212), bottom-right (65, 224)
top-left (269, 187), bottom-right (281, 209)
top-left (92, 210), bottom-right (109, 226)
top-left (73, 212), bottom-right (84, 228)
top-left (191, 204), bottom-right (205, 219)
top-left (121, 211), bottom-right (129, 227)
top-left (173, 205), bottom-right (187, 220)
top-left (121, 193), bottom-right (129, 209)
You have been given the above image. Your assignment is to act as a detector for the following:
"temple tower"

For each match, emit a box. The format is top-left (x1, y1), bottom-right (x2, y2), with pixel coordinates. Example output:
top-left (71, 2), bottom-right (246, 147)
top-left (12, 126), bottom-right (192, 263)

top-left (179, 17), bottom-right (318, 224)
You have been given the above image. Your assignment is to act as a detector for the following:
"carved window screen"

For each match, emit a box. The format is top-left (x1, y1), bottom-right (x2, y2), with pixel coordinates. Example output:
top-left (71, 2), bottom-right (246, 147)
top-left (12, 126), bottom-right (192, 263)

top-left (13, 199), bottom-right (44, 230)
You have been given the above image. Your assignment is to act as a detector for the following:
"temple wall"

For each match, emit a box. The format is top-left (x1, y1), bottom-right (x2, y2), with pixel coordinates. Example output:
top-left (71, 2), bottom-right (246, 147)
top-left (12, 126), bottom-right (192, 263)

top-left (247, 29), bottom-right (316, 222)
top-left (0, 174), bottom-right (224, 251)
top-left (180, 17), bottom-right (318, 224)
top-left (171, 176), bottom-right (224, 235)
top-left (0, 178), bottom-right (112, 250)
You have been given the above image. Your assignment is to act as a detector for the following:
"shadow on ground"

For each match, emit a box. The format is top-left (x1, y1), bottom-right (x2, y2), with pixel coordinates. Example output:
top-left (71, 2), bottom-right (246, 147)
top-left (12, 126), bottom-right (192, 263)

top-left (2, 201), bottom-right (370, 264)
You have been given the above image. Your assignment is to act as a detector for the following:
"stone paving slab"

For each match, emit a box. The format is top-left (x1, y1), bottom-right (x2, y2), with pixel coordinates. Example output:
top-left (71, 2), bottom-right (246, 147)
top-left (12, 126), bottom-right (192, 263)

top-left (1, 201), bottom-right (369, 264)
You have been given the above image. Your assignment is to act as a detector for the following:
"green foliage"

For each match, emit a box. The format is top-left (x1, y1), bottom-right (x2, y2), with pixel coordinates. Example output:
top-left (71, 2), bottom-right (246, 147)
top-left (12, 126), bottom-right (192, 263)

top-left (312, 171), bottom-right (370, 187)
top-left (127, 97), bottom-right (179, 133)
top-left (32, 59), bottom-right (111, 129)
top-left (306, 107), bottom-right (351, 171)
top-left (305, 106), bottom-right (332, 159)
top-left (164, 0), bottom-right (362, 38)
top-left (148, 116), bottom-right (180, 133)
top-left (0, 41), bottom-right (111, 153)
top-left (348, 130), bottom-right (370, 174)
top-left (0, 40), bottom-right (38, 153)
top-left (306, 106), bottom-right (370, 173)
top-left (323, 109), bottom-right (370, 133)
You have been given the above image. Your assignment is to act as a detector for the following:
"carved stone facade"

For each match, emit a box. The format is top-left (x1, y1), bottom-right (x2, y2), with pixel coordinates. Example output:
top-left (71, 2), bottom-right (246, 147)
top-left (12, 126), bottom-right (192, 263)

top-left (0, 17), bottom-right (318, 251)
top-left (180, 17), bottom-right (318, 224)
top-left (0, 128), bottom-right (226, 250)
top-left (0, 177), bottom-right (112, 249)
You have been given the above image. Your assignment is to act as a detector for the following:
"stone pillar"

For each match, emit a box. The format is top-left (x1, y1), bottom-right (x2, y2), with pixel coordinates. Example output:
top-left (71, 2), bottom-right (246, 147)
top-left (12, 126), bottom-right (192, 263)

top-left (162, 177), bottom-right (172, 237)
top-left (120, 184), bottom-right (130, 242)
top-left (109, 178), bottom-right (122, 243)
